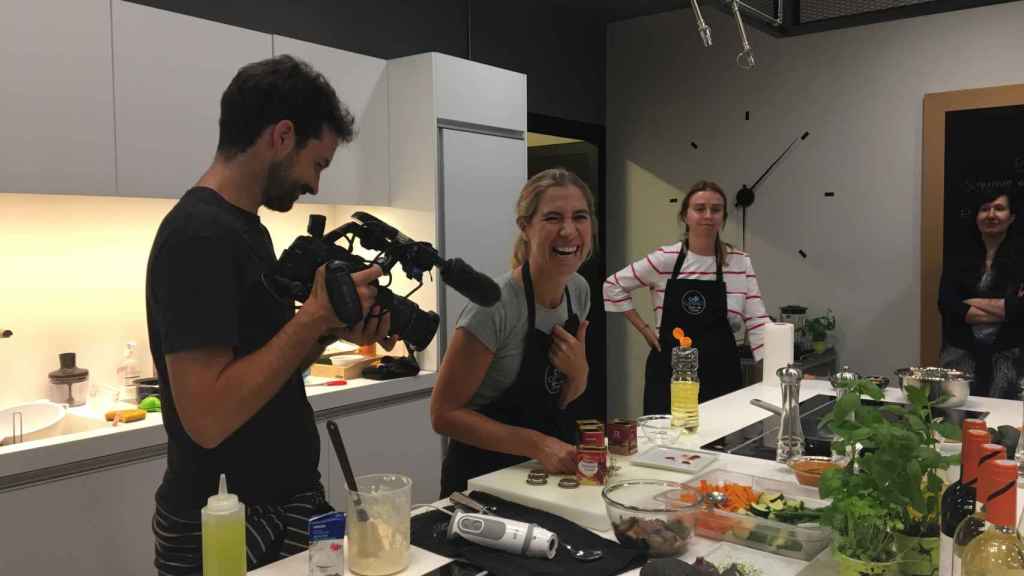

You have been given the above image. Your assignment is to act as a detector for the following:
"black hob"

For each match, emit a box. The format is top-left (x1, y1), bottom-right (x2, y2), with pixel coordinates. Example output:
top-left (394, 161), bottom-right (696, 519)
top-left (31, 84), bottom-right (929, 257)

top-left (701, 394), bottom-right (989, 461)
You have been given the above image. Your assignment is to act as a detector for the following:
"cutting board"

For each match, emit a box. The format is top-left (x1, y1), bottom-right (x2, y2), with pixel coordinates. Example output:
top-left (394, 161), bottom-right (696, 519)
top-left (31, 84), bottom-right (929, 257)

top-left (466, 454), bottom-right (714, 531)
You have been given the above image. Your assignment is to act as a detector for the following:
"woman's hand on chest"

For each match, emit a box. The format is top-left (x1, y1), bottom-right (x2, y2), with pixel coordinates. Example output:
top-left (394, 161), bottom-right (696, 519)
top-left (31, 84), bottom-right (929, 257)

top-left (549, 320), bottom-right (590, 409)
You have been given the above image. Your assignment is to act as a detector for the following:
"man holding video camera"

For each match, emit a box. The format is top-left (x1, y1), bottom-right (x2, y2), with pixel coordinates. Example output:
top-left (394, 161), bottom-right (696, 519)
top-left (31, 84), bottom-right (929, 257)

top-left (145, 55), bottom-right (392, 574)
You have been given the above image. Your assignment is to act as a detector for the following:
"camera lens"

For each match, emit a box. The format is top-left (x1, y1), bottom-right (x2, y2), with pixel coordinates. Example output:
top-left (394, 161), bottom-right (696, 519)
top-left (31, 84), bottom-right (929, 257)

top-left (384, 290), bottom-right (439, 351)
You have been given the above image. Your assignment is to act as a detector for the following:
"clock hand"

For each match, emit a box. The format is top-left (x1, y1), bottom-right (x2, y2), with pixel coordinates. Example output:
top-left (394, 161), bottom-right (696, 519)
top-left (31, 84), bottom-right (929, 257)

top-left (750, 130), bottom-right (810, 192)
top-left (735, 130), bottom-right (810, 249)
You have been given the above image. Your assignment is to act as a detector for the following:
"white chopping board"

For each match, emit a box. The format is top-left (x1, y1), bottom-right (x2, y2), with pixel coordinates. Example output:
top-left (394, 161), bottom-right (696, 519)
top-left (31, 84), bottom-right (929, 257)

top-left (466, 452), bottom-right (721, 531)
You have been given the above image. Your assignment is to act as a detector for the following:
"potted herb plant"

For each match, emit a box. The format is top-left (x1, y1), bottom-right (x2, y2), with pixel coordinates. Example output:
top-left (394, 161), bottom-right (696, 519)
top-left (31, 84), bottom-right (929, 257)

top-left (819, 378), bottom-right (961, 575)
top-left (804, 310), bottom-right (836, 354)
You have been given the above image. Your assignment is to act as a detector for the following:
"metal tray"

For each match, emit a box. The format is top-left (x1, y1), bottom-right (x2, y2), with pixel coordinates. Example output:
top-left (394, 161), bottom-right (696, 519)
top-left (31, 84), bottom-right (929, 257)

top-left (684, 468), bottom-right (832, 561)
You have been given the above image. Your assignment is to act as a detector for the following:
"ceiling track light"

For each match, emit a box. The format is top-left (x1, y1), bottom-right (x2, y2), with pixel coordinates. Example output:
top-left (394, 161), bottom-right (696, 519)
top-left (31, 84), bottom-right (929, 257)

top-left (691, 0), bottom-right (713, 47)
top-left (730, 0), bottom-right (755, 69)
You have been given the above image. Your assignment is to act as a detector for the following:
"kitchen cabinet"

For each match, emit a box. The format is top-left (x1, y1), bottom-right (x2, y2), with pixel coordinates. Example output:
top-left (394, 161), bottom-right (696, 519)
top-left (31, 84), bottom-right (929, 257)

top-left (317, 390), bottom-right (442, 508)
top-left (0, 0), bottom-right (116, 197)
top-left (273, 36), bottom-right (390, 206)
top-left (433, 55), bottom-right (527, 132)
top-left (112, 1), bottom-right (272, 198)
top-left (0, 453), bottom-right (165, 575)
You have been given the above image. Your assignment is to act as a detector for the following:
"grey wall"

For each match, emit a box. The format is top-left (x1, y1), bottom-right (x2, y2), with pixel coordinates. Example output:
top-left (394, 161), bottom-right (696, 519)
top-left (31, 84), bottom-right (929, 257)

top-left (129, 0), bottom-right (605, 124)
top-left (606, 2), bottom-right (1024, 416)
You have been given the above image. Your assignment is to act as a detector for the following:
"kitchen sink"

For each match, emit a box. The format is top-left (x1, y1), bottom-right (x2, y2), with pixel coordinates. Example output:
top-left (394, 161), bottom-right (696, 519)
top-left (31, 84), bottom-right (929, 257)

top-left (0, 400), bottom-right (110, 446)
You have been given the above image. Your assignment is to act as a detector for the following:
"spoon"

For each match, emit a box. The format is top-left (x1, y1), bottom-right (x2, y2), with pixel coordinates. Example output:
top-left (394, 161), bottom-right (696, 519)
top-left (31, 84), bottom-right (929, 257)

top-left (705, 491), bottom-right (729, 509)
top-left (561, 540), bottom-right (603, 561)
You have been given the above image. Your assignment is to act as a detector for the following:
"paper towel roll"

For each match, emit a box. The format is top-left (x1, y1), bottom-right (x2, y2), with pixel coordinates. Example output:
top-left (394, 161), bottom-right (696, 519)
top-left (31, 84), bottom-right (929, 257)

top-left (762, 322), bottom-right (795, 387)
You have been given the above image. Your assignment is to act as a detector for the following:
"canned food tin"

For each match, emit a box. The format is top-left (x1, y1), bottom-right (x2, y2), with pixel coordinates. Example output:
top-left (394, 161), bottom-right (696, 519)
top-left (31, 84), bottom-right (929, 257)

top-left (575, 444), bottom-right (608, 486)
top-left (608, 418), bottom-right (638, 456)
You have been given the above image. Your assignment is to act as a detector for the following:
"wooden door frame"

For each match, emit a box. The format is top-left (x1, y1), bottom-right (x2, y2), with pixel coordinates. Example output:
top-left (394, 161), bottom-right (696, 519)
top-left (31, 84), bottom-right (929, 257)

top-left (920, 83), bottom-right (1024, 365)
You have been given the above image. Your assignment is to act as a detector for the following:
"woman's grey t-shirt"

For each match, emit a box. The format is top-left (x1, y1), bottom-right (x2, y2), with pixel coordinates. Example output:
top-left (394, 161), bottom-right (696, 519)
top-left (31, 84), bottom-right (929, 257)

top-left (456, 271), bottom-right (591, 410)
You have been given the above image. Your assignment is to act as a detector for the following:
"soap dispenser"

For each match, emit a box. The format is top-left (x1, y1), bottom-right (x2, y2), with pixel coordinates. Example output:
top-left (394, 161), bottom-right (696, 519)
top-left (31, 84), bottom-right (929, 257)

top-left (202, 473), bottom-right (245, 576)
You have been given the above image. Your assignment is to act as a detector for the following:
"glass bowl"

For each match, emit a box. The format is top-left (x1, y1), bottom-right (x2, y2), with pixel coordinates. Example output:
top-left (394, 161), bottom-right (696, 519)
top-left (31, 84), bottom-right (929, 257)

top-left (601, 479), bottom-right (702, 557)
top-left (637, 415), bottom-right (683, 446)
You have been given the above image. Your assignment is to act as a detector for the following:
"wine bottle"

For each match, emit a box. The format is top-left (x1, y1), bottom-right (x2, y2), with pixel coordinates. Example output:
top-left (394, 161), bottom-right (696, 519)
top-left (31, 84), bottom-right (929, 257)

top-left (962, 459), bottom-right (1024, 575)
top-left (952, 443), bottom-right (1006, 576)
top-left (940, 422), bottom-right (989, 576)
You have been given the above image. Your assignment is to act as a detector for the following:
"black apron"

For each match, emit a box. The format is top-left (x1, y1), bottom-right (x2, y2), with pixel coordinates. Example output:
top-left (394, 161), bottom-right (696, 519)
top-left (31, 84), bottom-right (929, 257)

top-left (440, 262), bottom-right (579, 497)
top-left (643, 246), bottom-right (742, 413)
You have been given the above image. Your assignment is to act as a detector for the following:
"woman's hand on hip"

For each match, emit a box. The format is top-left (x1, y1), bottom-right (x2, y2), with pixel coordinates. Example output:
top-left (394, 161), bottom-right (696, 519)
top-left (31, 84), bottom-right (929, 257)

top-left (550, 320), bottom-right (590, 408)
top-left (534, 435), bottom-right (577, 474)
top-left (642, 325), bottom-right (661, 352)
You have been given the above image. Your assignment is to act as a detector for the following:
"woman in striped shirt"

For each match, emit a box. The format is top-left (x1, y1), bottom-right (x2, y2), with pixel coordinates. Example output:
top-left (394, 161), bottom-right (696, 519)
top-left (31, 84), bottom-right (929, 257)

top-left (604, 180), bottom-right (768, 410)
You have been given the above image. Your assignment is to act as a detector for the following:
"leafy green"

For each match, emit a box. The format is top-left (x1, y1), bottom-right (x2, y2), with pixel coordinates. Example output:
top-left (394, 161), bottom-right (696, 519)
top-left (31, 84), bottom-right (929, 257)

top-left (818, 378), bottom-right (961, 561)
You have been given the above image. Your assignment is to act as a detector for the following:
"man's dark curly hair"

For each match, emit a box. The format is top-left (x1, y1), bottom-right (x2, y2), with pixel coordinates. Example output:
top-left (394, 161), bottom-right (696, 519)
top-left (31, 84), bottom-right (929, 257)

top-left (216, 55), bottom-right (354, 159)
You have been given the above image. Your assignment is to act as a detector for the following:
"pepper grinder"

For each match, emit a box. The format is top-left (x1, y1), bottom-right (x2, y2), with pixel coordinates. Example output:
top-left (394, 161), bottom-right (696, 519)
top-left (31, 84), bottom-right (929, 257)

top-left (776, 364), bottom-right (804, 464)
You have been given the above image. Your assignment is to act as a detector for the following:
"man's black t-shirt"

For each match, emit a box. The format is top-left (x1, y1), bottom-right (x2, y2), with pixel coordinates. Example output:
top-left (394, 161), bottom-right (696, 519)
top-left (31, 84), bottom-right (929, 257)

top-left (146, 187), bottom-right (319, 512)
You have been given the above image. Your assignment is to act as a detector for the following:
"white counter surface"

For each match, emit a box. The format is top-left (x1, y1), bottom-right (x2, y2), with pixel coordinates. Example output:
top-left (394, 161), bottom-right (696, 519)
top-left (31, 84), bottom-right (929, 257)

top-left (254, 379), bottom-right (1021, 576)
top-left (0, 371), bottom-right (436, 484)
top-left (466, 379), bottom-right (1020, 575)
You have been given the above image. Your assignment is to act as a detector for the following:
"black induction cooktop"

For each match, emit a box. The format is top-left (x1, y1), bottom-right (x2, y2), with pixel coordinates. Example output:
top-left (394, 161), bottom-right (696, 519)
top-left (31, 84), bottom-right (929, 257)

top-left (701, 394), bottom-right (989, 461)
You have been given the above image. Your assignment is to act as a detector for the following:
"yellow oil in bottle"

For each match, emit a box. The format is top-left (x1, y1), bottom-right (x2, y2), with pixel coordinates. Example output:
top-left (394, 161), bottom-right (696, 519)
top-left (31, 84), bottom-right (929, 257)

top-left (671, 379), bottom-right (699, 432)
top-left (202, 514), bottom-right (246, 576)
top-left (202, 474), bottom-right (246, 576)
top-left (670, 343), bottom-right (699, 433)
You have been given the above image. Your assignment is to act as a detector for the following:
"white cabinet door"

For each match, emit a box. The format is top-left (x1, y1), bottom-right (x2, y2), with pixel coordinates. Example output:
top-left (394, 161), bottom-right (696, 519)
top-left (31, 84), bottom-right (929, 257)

top-left (320, 393), bottom-right (442, 508)
top-left (112, 1), bottom-right (271, 198)
top-left (439, 129), bottom-right (525, 353)
top-left (0, 0), bottom-right (116, 196)
top-left (0, 455), bottom-right (165, 574)
top-left (274, 37), bottom-right (389, 206)
top-left (433, 54), bottom-right (527, 132)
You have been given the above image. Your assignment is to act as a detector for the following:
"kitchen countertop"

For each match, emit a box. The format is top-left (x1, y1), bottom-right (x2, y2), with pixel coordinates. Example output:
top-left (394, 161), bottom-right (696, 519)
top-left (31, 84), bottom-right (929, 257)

top-left (467, 378), bottom-right (1021, 576)
top-left (0, 371), bottom-right (436, 488)
top-left (255, 379), bottom-right (1020, 576)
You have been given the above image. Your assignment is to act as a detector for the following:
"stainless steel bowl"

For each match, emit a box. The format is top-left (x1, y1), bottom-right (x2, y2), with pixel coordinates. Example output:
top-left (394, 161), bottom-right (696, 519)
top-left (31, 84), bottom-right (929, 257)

top-left (894, 367), bottom-right (971, 407)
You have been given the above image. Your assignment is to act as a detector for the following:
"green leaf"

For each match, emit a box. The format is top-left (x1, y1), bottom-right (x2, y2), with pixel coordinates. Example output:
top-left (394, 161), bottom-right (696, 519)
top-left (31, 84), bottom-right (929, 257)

top-left (934, 421), bottom-right (961, 442)
top-left (859, 380), bottom-right (884, 400)
top-left (832, 391), bottom-right (860, 423)
top-left (855, 405), bottom-right (885, 426)
top-left (879, 404), bottom-right (909, 417)
top-left (907, 413), bottom-right (926, 432)
top-left (848, 428), bottom-right (873, 442)
top-left (906, 384), bottom-right (929, 406)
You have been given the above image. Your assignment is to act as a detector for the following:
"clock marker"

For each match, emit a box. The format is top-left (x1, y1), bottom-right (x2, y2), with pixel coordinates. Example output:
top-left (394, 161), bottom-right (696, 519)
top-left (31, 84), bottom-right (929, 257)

top-left (798, 250), bottom-right (807, 258)
top-left (824, 192), bottom-right (835, 197)
top-left (690, 141), bottom-right (699, 149)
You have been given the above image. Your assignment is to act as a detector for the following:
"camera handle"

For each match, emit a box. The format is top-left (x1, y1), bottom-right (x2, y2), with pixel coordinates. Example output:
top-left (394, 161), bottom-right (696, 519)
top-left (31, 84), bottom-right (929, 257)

top-left (323, 261), bottom-right (365, 326)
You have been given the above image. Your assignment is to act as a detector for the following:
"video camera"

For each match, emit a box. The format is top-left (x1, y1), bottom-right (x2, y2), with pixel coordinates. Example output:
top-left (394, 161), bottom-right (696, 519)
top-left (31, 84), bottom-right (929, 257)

top-left (266, 212), bottom-right (501, 351)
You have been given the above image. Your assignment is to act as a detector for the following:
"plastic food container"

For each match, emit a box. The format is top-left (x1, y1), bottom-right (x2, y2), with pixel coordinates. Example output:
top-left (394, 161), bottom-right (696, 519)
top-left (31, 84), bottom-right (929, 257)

top-left (601, 479), bottom-right (702, 557)
top-left (684, 469), bottom-right (831, 561)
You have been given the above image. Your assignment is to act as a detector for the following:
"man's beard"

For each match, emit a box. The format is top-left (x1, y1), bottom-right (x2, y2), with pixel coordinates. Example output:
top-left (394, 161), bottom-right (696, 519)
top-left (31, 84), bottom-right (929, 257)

top-left (263, 157), bottom-right (313, 212)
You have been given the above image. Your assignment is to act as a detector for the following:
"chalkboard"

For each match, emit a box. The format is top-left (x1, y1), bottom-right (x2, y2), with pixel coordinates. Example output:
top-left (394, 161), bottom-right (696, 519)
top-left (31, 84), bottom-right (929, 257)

top-left (942, 105), bottom-right (1024, 265)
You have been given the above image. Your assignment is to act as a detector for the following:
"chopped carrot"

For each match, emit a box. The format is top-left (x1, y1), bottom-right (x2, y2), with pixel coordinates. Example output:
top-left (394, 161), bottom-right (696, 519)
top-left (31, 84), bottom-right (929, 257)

top-left (694, 481), bottom-right (760, 513)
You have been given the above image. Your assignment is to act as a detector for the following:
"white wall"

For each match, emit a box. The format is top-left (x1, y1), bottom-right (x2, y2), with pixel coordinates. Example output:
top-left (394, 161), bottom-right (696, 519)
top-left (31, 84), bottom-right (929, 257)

top-left (0, 194), bottom-right (428, 410)
top-left (606, 2), bottom-right (1024, 417)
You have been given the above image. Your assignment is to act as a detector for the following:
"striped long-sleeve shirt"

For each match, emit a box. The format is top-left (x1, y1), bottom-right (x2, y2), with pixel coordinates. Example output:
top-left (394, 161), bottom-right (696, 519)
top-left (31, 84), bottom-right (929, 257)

top-left (603, 241), bottom-right (769, 361)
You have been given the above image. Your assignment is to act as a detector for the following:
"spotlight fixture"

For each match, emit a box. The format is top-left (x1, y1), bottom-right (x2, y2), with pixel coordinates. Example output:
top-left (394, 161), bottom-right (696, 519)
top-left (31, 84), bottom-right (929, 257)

top-left (691, 0), bottom-right (712, 47)
top-left (730, 0), bottom-right (755, 69)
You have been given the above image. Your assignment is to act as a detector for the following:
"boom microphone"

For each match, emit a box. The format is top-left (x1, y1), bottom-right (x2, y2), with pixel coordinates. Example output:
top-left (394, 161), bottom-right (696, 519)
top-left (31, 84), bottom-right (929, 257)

top-left (441, 258), bottom-right (502, 307)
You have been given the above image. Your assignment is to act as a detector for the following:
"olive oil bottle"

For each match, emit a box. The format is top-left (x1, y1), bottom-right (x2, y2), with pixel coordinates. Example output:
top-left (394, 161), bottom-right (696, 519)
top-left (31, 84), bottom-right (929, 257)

top-left (670, 345), bottom-right (699, 432)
